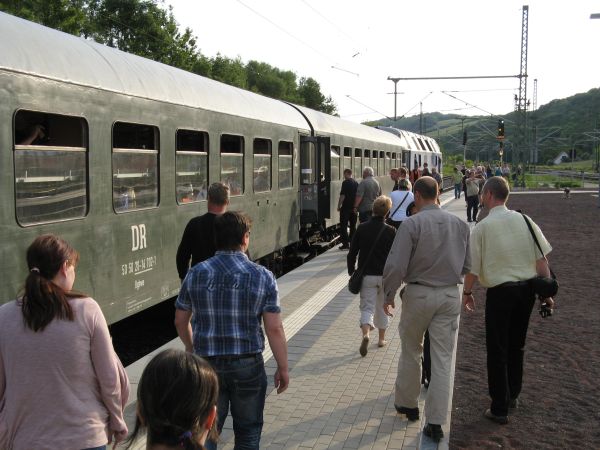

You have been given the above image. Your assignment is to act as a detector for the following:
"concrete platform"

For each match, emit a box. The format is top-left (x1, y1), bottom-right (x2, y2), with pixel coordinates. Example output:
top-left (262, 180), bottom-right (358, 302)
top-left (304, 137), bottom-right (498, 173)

top-left (124, 190), bottom-right (462, 450)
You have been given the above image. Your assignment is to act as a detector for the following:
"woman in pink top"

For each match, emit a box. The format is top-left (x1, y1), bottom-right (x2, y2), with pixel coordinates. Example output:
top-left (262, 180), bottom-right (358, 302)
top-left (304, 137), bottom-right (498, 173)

top-left (0, 234), bottom-right (129, 450)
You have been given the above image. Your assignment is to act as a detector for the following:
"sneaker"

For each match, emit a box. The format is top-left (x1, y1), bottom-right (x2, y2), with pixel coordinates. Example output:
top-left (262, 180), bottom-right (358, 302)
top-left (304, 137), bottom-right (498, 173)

top-left (484, 408), bottom-right (508, 425)
top-left (339, 244), bottom-right (350, 250)
top-left (394, 405), bottom-right (419, 421)
top-left (423, 423), bottom-right (443, 442)
top-left (509, 398), bottom-right (519, 410)
top-left (359, 336), bottom-right (369, 357)
top-left (377, 340), bottom-right (387, 348)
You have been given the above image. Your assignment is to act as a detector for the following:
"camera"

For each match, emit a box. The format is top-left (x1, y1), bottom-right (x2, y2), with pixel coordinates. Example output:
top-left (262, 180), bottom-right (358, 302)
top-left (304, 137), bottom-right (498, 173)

top-left (539, 302), bottom-right (553, 318)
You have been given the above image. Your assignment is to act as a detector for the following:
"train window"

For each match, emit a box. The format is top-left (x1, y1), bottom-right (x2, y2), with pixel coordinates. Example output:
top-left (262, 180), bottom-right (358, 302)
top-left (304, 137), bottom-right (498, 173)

top-left (278, 141), bottom-right (293, 189)
top-left (330, 145), bottom-right (340, 181)
top-left (221, 134), bottom-right (244, 196)
top-left (112, 122), bottom-right (159, 212)
top-left (379, 151), bottom-right (385, 175)
top-left (176, 129), bottom-right (209, 204)
top-left (370, 151), bottom-right (378, 176)
top-left (424, 140), bottom-right (434, 152)
top-left (253, 138), bottom-right (271, 193)
top-left (343, 147), bottom-right (352, 172)
top-left (14, 110), bottom-right (88, 225)
top-left (354, 148), bottom-right (362, 176)
top-left (300, 140), bottom-right (316, 184)
top-left (385, 152), bottom-right (391, 173)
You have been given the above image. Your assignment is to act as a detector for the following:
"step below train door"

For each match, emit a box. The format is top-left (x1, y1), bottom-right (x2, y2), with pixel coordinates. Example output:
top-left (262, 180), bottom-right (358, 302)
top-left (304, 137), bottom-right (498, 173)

top-left (299, 135), bottom-right (331, 226)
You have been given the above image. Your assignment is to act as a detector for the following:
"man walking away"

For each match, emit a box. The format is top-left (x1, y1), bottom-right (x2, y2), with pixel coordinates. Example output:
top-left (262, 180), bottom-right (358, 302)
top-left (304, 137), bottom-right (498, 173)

top-left (176, 182), bottom-right (229, 281)
top-left (452, 167), bottom-right (463, 199)
top-left (462, 176), bottom-right (554, 425)
top-left (383, 176), bottom-right (470, 443)
top-left (338, 168), bottom-right (358, 250)
top-left (175, 212), bottom-right (289, 450)
top-left (353, 167), bottom-right (381, 223)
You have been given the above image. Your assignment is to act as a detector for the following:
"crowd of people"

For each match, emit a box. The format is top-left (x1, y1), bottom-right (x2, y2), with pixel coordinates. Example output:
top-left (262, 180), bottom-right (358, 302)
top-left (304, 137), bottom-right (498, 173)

top-left (0, 164), bottom-right (553, 448)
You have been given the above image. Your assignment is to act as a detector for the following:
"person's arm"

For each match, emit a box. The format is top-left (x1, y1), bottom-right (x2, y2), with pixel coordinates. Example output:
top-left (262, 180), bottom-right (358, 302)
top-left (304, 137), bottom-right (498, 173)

top-left (174, 309), bottom-right (194, 352)
top-left (263, 312), bottom-right (289, 394)
top-left (535, 257), bottom-right (555, 308)
top-left (337, 194), bottom-right (345, 211)
top-left (353, 195), bottom-right (362, 211)
top-left (176, 221), bottom-right (194, 281)
top-left (382, 223), bottom-right (413, 313)
top-left (88, 300), bottom-right (129, 445)
top-left (347, 227), bottom-right (360, 274)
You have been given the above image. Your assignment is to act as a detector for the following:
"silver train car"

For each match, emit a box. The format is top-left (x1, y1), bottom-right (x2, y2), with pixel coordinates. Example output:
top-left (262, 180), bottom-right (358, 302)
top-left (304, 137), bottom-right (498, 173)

top-left (0, 12), bottom-right (441, 324)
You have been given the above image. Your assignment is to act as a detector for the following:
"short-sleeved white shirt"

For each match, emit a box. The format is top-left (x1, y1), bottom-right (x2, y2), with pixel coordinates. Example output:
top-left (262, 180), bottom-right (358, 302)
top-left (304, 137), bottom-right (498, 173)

top-left (389, 190), bottom-right (414, 222)
top-left (469, 205), bottom-right (552, 287)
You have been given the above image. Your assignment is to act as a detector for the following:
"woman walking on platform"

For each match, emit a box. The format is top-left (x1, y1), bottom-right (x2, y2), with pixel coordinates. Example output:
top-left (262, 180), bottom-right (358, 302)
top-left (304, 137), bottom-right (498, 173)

top-left (347, 196), bottom-right (396, 357)
top-left (0, 234), bottom-right (129, 450)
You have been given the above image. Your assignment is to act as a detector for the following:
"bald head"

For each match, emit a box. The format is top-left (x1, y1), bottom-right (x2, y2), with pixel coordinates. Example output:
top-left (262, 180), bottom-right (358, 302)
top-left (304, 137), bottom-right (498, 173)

top-left (413, 176), bottom-right (439, 201)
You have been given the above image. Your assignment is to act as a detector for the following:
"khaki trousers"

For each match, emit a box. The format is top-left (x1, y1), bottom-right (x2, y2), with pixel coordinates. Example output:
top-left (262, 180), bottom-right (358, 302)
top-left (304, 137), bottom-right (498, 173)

top-left (394, 283), bottom-right (460, 425)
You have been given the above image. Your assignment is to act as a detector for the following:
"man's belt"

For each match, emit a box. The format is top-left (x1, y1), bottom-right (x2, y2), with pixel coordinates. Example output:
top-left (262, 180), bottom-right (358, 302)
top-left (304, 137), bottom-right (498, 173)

top-left (492, 280), bottom-right (531, 289)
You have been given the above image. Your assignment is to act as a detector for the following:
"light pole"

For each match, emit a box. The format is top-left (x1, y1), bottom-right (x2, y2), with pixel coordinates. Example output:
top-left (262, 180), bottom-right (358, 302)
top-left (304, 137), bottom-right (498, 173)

top-left (592, 12), bottom-right (600, 205)
top-left (387, 77), bottom-right (401, 122)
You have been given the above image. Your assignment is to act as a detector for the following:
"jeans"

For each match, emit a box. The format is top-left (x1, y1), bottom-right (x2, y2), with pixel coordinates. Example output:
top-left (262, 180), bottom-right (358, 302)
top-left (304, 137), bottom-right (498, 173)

top-left (485, 284), bottom-right (536, 416)
top-left (339, 209), bottom-right (357, 246)
top-left (466, 195), bottom-right (479, 221)
top-left (454, 183), bottom-right (462, 198)
top-left (204, 353), bottom-right (267, 450)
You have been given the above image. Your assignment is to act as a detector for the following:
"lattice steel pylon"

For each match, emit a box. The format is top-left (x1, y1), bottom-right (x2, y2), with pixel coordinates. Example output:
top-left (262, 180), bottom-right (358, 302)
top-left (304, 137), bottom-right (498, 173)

top-left (514, 5), bottom-right (529, 184)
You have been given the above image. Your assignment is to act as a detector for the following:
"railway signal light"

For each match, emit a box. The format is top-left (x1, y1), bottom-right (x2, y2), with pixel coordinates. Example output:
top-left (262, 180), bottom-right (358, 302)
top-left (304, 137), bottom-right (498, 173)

top-left (498, 120), bottom-right (505, 139)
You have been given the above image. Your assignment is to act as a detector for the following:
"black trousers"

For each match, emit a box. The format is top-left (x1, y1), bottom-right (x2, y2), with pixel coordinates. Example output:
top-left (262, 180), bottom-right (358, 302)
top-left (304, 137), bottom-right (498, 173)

top-left (466, 195), bottom-right (479, 222)
top-left (339, 209), bottom-right (357, 246)
top-left (485, 284), bottom-right (535, 416)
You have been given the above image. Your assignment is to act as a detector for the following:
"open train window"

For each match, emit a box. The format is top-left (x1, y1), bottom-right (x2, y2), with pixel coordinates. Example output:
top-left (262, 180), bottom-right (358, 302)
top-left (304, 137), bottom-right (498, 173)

top-left (176, 129), bottom-right (209, 204)
top-left (330, 145), bottom-right (340, 181)
top-left (343, 147), bottom-right (352, 172)
top-left (278, 141), bottom-right (293, 189)
top-left (14, 110), bottom-right (88, 225)
top-left (253, 138), bottom-right (271, 193)
top-left (221, 134), bottom-right (244, 195)
top-left (112, 122), bottom-right (159, 212)
top-left (354, 148), bottom-right (362, 176)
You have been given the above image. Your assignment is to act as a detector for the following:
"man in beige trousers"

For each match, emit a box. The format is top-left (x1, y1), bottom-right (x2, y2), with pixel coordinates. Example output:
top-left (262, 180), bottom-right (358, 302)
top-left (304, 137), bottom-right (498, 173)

top-left (383, 177), bottom-right (471, 443)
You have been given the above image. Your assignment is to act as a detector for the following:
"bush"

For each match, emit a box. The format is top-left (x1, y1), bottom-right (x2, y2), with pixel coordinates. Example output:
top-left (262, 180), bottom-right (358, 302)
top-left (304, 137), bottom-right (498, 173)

top-left (554, 181), bottom-right (580, 189)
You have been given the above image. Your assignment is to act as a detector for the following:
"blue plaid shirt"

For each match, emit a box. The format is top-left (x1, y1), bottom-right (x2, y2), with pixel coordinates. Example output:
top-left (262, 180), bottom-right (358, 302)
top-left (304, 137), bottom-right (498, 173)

top-left (176, 250), bottom-right (281, 357)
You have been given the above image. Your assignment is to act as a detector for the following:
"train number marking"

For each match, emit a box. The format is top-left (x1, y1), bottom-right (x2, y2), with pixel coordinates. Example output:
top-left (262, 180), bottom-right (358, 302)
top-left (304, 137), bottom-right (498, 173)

top-left (131, 224), bottom-right (147, 251)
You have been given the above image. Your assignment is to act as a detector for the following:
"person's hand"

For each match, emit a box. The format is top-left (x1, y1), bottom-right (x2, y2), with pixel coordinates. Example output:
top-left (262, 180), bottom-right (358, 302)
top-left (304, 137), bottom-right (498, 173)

top-left (541, 297), bottom-right (554, 309)
top-left (109, 428), bottom-right (128, 449)
top-left (384, 299), bottom-right (395, 316)
top-left (463, 293), bottom-right (475, 312)
top-left (274, 367), bottom-right (289, 394)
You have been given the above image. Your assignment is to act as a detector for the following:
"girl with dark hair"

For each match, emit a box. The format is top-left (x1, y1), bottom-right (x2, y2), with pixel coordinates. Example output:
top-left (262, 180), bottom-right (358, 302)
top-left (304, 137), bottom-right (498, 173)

top-left (0, 234), bottom-right (129, 450)
top-left (125, 349), bottom-right (219, 450)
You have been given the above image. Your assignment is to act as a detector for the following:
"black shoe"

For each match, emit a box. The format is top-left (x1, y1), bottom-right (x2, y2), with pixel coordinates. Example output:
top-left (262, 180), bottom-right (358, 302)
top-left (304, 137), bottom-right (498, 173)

top-left (484, 408), bottom-right (508, 425)
top-left (394, 405), bottom-right (419, 421)
top-left (423, 423), bottom-right (443, 442)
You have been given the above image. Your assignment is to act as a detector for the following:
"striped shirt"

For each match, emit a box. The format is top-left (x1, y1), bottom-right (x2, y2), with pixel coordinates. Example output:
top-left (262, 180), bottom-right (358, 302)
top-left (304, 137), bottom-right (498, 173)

top-left (176, 251), bottom-right (280, 357)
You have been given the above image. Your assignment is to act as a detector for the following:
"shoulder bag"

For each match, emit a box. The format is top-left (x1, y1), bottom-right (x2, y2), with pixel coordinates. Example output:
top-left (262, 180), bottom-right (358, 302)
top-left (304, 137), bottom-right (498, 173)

top-left (522, 214), bottom-right (559, 298)
top-left (386, 192), bottom-right (409, 227)
top-left (348, 224), bottom-right (388, 294)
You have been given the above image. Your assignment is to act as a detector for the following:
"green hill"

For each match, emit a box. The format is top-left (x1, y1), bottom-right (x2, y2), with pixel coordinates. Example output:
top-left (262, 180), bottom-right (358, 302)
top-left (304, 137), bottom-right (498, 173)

top-left (367, 88), bottom-right (600, 165)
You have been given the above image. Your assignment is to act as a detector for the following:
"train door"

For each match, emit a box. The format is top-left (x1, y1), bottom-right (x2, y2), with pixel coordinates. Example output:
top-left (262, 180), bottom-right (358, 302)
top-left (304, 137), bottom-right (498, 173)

top-left (299, 135), bottom-right (330, 225)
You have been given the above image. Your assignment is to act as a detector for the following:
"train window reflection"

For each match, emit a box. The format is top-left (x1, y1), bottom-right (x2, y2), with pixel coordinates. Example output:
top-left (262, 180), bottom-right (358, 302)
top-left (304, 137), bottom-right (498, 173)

top-left (113, 122), bottom-right (159, 212)
top-left (221, 134), bottom-right (244, 196)
top-left (278, 141), bottom-right (293, 189)
top-left (354, 148), bottom-right (362, 177)
top-left (176, 129), bottom-right (209, 204)
top-left (253, 138), bottom-right (271, 193)
top-left (300, 140), bottom-right (316, 185)
top-left (330, 145), bottom-right (340, 181)
top-left (14, 111), bottom-right (88, 226)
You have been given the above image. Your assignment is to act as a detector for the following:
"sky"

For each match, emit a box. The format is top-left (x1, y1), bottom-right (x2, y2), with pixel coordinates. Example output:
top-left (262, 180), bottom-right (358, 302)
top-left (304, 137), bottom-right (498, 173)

top-left (167, 0), bottom-right (600, 124)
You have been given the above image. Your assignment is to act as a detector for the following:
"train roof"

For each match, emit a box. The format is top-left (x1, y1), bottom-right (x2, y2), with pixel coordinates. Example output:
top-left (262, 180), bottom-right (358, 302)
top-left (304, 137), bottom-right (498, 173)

top-left (293, 106), bottom-right (408, 148)
top-left (377, 127), bottom-right (441, 154)
top-left (0, 12), bottom-right (309, 131)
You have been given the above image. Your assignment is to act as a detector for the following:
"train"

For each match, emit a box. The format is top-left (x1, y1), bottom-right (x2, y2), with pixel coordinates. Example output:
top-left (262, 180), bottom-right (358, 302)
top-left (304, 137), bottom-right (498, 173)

top-left (0, 11), bottom-right (442, 324)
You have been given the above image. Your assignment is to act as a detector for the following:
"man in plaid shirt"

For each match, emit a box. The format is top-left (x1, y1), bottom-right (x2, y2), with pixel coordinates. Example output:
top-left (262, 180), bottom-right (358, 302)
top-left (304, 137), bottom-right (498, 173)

top-left (175, 211), bottom-right (289, 450)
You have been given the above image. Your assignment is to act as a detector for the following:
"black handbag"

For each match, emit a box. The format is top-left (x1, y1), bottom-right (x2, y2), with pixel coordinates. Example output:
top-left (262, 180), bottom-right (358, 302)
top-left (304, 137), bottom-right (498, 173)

top-left (348, 224), bottom-right (387, 295)
top-left (522, 214), bottom-right (559, 298)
